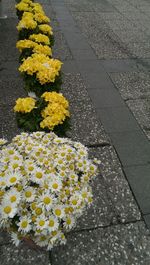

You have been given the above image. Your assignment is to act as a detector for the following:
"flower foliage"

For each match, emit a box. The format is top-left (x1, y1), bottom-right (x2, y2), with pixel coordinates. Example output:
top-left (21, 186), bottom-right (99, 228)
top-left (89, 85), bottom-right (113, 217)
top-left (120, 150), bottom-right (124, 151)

top-left (0, 132), bottom-right (99, 250)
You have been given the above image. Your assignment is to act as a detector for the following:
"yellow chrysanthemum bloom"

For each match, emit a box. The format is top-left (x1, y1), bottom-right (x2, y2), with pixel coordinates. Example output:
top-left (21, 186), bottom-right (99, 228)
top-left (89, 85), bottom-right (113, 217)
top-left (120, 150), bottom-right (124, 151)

top-left (31, 3), bottom-right (44, 13)
top-left (34, 12), bottom-right (50, 23)
top-left (33, 44), bottom-right (52, 56)
top-left (19, 53), bottom-right (62, 83)
top-left (14, 97), bottom-right (36, 113)
top-left (17, 12), bottom-right (37, 31)
top-left (15, 2), bottom-right (32, 12)
top-left (29, 33), bottom-right (50, 45)
top-left (40, 92), bottom-right (70, 130)
top-left (38, 24), bottom-right (53, 36)
top-left (16, 39), bottom-right (36, 52)
top-left (42, 92), bottom-right (69, 108)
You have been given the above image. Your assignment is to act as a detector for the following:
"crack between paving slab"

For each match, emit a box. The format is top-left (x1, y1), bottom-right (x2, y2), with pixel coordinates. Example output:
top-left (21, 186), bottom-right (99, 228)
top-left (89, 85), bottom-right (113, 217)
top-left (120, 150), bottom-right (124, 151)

top-left (69, 218), bottom-right (143, 235)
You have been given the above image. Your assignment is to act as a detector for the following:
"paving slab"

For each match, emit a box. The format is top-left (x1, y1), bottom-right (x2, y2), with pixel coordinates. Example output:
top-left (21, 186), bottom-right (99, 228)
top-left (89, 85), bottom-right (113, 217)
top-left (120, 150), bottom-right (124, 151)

top-left (76, 173), bottom-right (116, 230)
top-left (65, 0), bottom-right (94, 12)
top-left (110, 130), bottom-right (150, 166)
top-left (89, 147), bottom-right (141, 223)
top-left (52, 222), bottom-right (150, 265)
top-left (0, 61), bottom-right (20, 79)
top-left (52, 30), bottom-right (73, 61)
top-left (0, 231), bottom-right (10, 245)
top-left (61, 73), bottom-right (89, 102)
top-left (127, 42), bottom-right (150, 59)
top-left (127, 99), bottom-right (150, 140)
top-left (100, 59), bottom-right (143, 73)
top-left (0, 78), bottom-right (25, 106)
top-left (124, 165), bottom-right (150, 215)
top-left (97, 106), bottom-right (141, 133)
top-left (67, 100), bottom-right (110, 146)
top-left (110, 72), bottom-right (150, 100)
top-left (0, 243), bottom-right (50, 265)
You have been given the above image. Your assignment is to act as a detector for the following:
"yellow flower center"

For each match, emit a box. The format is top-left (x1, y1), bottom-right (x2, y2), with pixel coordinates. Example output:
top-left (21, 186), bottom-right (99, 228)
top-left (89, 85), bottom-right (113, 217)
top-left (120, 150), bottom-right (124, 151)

top-left (12, 164), bottom-right (19, 169)
top-left (82, 192), bottom-right (87, 198)
top-left (39, 220), bottom-right (45, 227)
top-left (43, 197), bottom-right (51, 204)
top-left (66, 218), bottom-right (71, 225)
top-left (36, 172), bottom-right (43, 179)
top-left (10, 196), bottom-right (17, 202)
top-left (10, 177), bottom-right (17, 183)
top-left (28, 166), bottom-right (34, 171)
top-left (49, 220), bottom-right (54, 227)
top-left (35, 208), bottom-right (42, 215)
top-left (52, 183), bottom-right (58, 189)
top-left (51, 231), bottom-right (57, 236)
top-left (8, 150), bottom-right (14, 155)
top-left (21, 220), bottom-right (28, 228)
top-left (55, 209), bottom-right (61, 216)
top-left (72, 199), bottom-right (77, 205)
top-left (4, 206), bottom-right (11, 214)
top-left (25, 191), bottom-right (32, 198)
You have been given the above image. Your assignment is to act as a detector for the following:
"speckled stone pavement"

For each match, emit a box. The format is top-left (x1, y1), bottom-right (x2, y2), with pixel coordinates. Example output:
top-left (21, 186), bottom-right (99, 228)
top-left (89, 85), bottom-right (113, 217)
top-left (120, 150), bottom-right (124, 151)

top-left (0, 0), bottom-right (150, 264)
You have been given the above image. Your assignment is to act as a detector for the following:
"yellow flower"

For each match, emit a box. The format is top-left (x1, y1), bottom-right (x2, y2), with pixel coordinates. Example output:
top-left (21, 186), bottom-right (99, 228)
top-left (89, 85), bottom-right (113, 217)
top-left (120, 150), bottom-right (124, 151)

top-left (19, 54), bottom-right (62, 84)
top-left (29, 33), bottom-right (50, 45)
top-left (33, 44), bottom-right (52, 56)
top-left (34, 12), bottom-right (50, 23)
top-left (38, 24), bottom-right (53, 36)
top-left (16, 39), bottom-right (36, 52)
top-left (17, 12), bottom-right (37, 31)
top-left (14, 97), bottom-right (36, 113)
top-left (15, 2), bottom-right (32, 12)
top-left (40, 92), bottom-right (70, 130)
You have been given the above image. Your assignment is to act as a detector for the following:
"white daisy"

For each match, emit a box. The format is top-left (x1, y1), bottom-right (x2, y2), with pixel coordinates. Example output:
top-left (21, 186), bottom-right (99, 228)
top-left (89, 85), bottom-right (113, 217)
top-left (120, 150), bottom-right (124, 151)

top-left (11, 232), bottom-right (21, 247)
top-left (23, 187), bottom-right (36, 202)
top-left (69, 195), bottom-right (82, 208)
top-left (0, 138), bottom-right (8, 146)
top-left (47, 215), bottom-right (59, 232)
top-left (32, 167), bottom-right (45, 184)
top-left (17, 217), bottom-right (32, 233)
top-left (6, 172), bottom-right (22, 187)
top-left (39, 192), bottom-right (55, 210)
top-left (0, 202), bottom-right (17, 219)
top-left (49, 178), bottom-right (62, 193)
top-left (34, 235), bottom-right (48, 247)
top-left (53, 205), bottom-right (65, 219)
top-left (3, 188), bottom-right (21, 205)
top-left (35, 216), bottom-right (48, 230)
top-left (63, 215), bottom-right (75, 230)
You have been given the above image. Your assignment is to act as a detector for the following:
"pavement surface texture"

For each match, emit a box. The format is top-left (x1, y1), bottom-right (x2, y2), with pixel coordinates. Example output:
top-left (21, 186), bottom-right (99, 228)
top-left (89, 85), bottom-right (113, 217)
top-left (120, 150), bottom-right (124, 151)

top-left (0, 0), bottom-right (150, 264)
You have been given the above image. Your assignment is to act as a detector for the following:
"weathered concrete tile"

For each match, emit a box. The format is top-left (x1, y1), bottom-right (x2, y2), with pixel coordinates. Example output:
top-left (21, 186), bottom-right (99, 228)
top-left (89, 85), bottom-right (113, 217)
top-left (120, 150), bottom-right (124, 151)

top-left (124, 165), bottom-right (150, 215)
top-left (0, 78), bottom-right (25, 105)
top-left (53, 30), bottom-right (73, 61)
top-left (110, 72), bottom-right (150, 100)
top-left (110, 131), bottom-right (150, 166)
top-left (89, 147), bottom-right (141, 223)
top-left (0, 231), bottom-right (10, 245)
top-left (67, 100), bottom-right (110, 145)
top-left (0, 243), bottom-right (50, 265)
top-left (75, 173), bottom-right (115, 230)
top-left (127, 99), bottom-right (150, 140)
top-left (127, 42), bottom-right (150, 59)
top-left (65, 0), bottom-right (94, 12)
top-left (97, 106), bottom-right (140, 133)
top-left (61, 73), bottom-right (89, 101)
top-left (0, 61), bottom-right (20, 79)
top-left (52, 222), bottom-right (150, 265)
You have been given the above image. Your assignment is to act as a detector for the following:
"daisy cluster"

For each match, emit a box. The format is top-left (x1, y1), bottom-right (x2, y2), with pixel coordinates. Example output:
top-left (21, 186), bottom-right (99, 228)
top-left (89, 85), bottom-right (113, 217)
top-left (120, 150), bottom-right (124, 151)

top-left (14, 0), bottom-right (70, 134)
top-left (0, 132), bottom-right (99, 250)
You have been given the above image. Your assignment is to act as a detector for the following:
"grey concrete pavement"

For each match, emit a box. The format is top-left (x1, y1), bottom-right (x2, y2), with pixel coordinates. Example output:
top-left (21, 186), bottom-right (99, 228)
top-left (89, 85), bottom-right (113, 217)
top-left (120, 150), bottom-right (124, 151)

top-left (0, 0), bottom-right (150, 264)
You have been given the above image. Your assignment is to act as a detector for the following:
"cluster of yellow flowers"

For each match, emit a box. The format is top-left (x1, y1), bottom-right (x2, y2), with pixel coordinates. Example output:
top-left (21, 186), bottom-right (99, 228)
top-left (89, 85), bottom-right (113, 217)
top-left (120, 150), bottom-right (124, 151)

top-left (0, 132), bottom-right (99, 250)
top-left (17, 12), bottom-right (37, 31)
top-left (14, 92), bottom-right (70, 131)
top-left (19, 53), bottom-right (62, 84)
top-left (40, 92), bottom-right (70, 130)
top-left (16, 39), bottom-right (52, 56)
top-left (15, 0), bottom-right (67, 132)
top-left (14, 97), bottom-right (36, 113)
